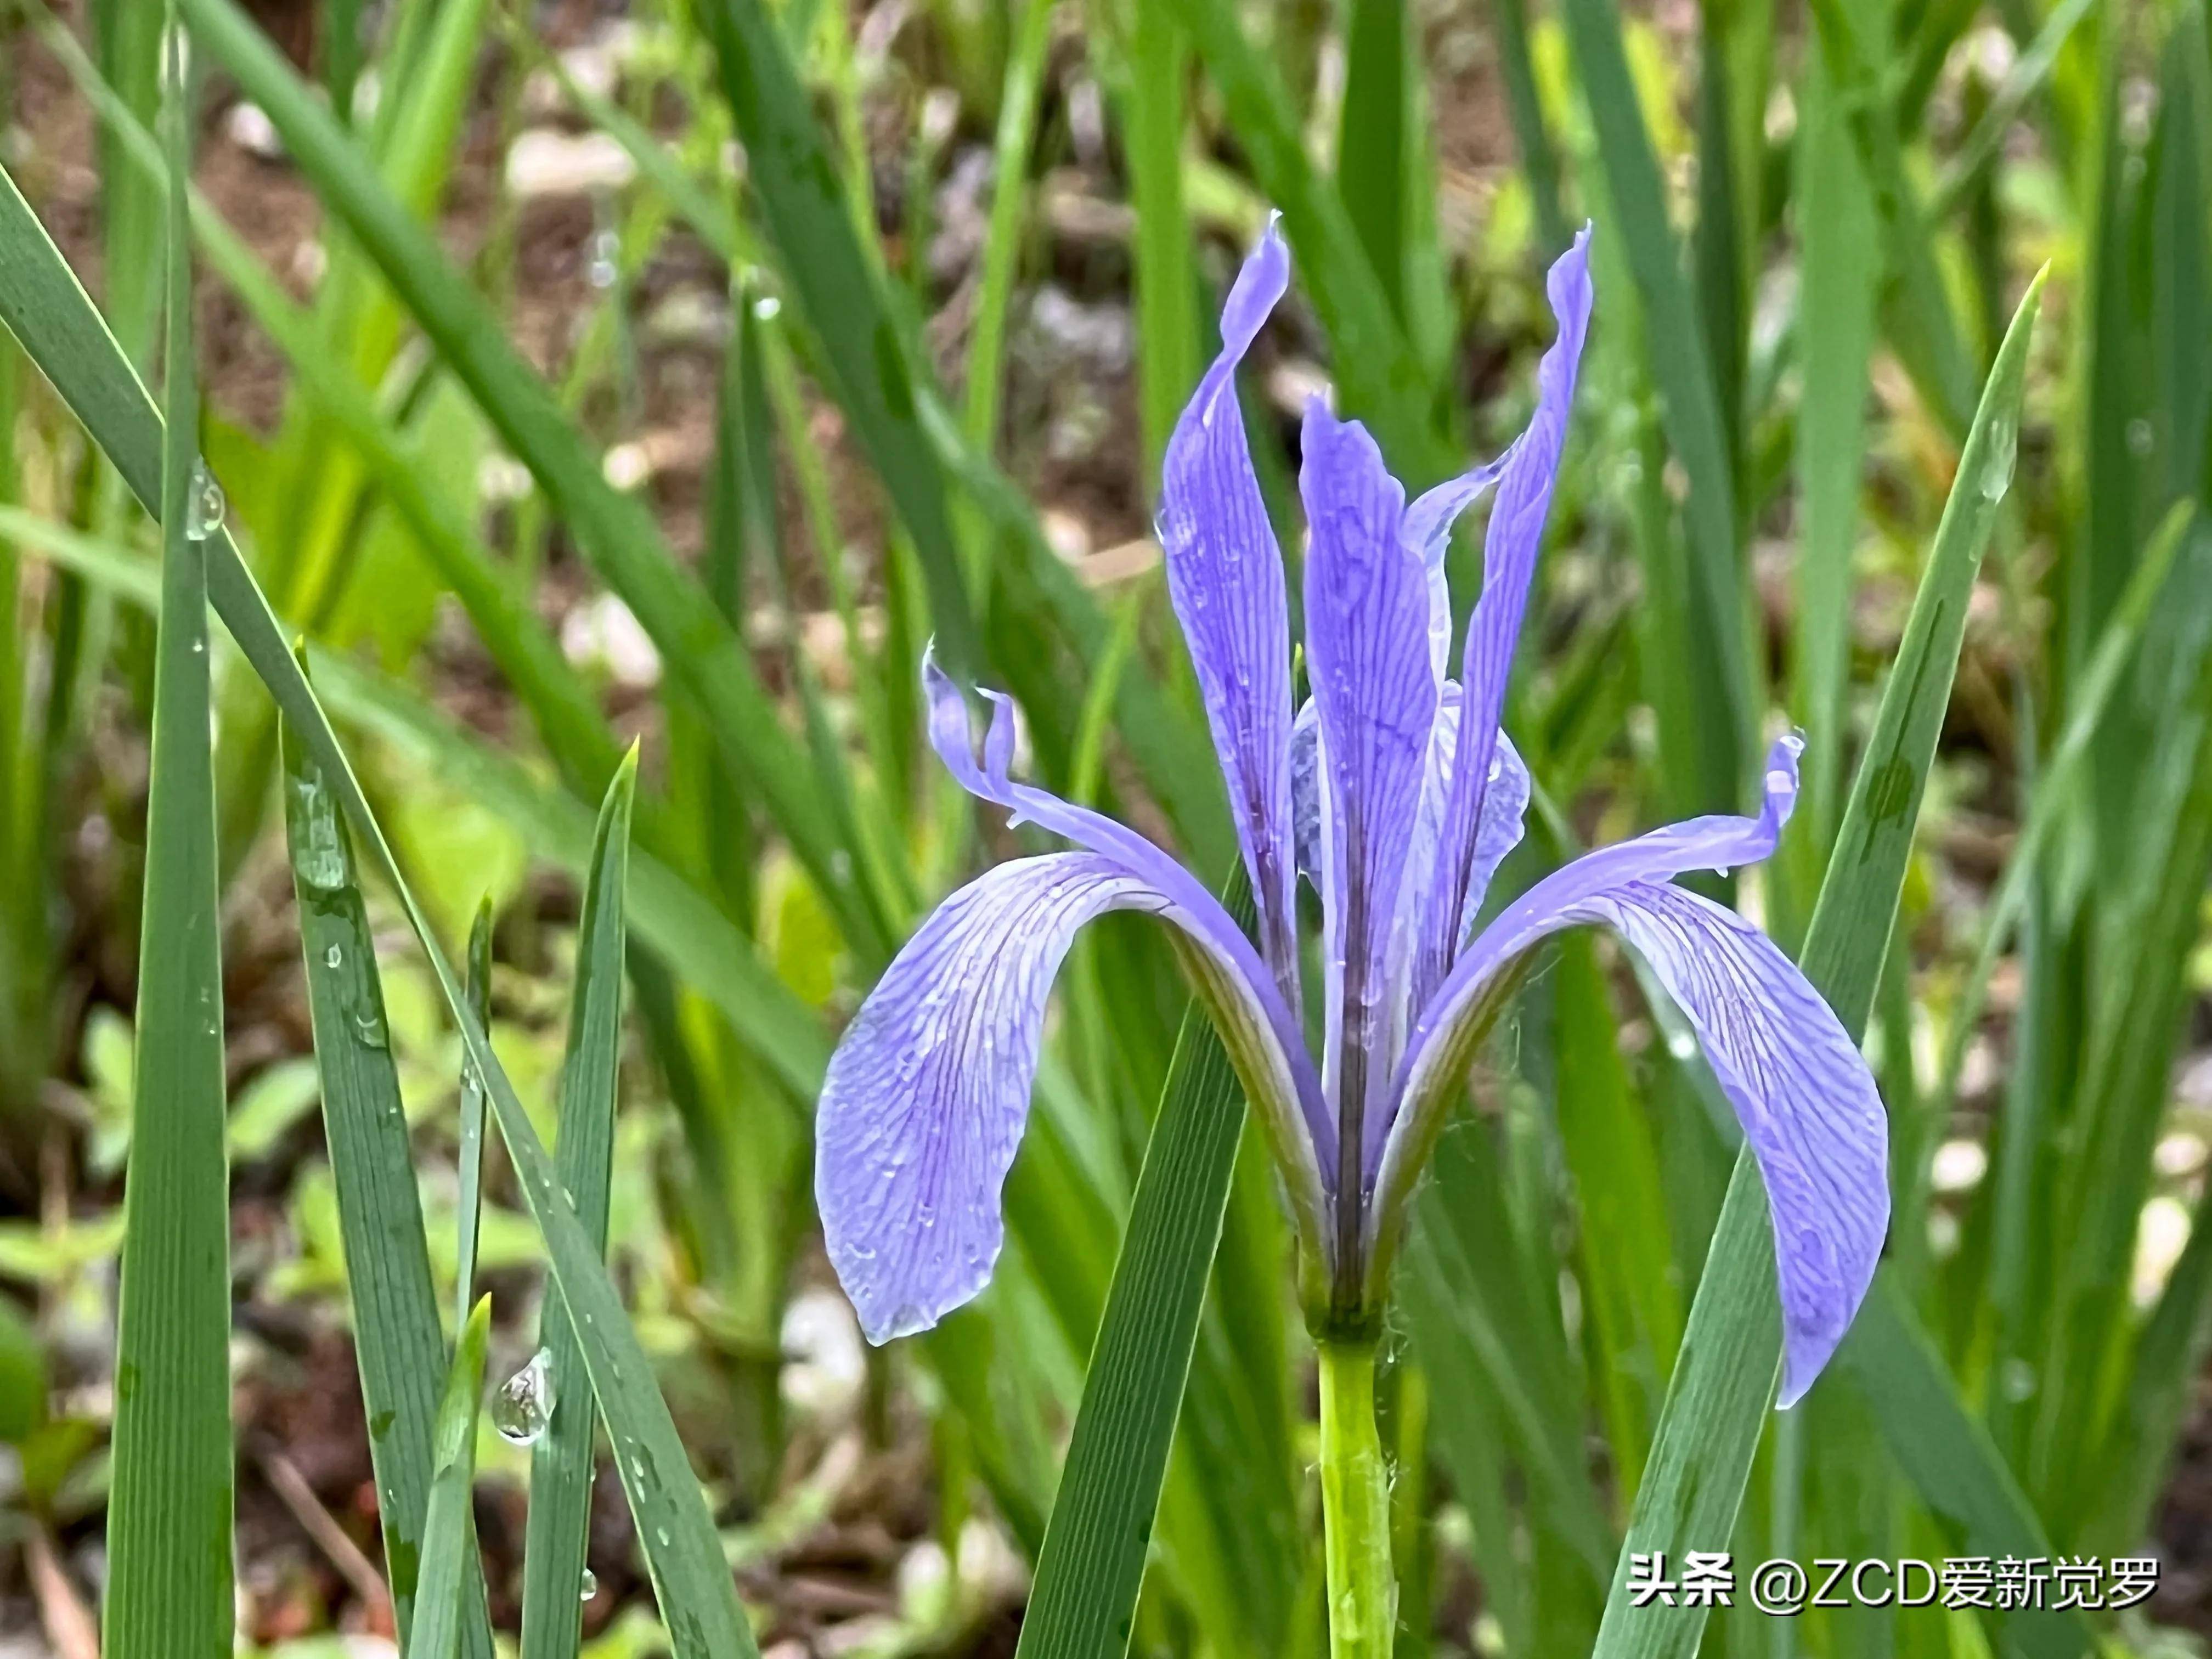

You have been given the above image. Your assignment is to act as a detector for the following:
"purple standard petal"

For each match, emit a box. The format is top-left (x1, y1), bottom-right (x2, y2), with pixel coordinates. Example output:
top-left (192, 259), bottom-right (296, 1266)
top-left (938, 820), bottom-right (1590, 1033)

top-left (1299, 402), bottom-right (1435, 1261)
top-left (1370, 695), bottom-right (1528, 1164)
top-left (1414, 228), bottom-right (1595, 1010)
top-left (1158, 218), bottom-right (1300, 1007)
top-left (922, 656), bottom-right (1335, 1226)
top-left (818, 854), bottom-right (1170, 1342)
top-left (1370, 736), bottom-right (1889, 1403)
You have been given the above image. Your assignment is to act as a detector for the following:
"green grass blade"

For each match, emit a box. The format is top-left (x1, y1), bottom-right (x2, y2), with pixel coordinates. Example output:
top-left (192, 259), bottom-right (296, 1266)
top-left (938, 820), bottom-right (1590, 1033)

top-left (408, 1297), bottom-right (491, 1659)
top-left (1559, 0), bottom-right (1755, 799)
top-left (1488, 0), bottom-right (1570, 259)
top-left (693, 0), bottom-right (982, 676)
top-left (0, 167), bottom-right (760, 1659)
top-left (1786, 38), bottom-right (1881, 862)
top-left (1182, 0), bottom-right (1447, 481)
top-left (965, 0), bottom-right (1056, 453)
top-left (177, 0), bottom-right (885, 963)
top-left (1013, 874), bottom-right (1255, 1659)
top-left (101, 30), bottom-right (234, 1656)
top-left (284, 702), bottom-right (494, 1657)
top-left (1338, 0), bottom-right (1408, 318)
top-left (1588, 270), bottom-right (2051, 1659)
top-left (521, 754), bottom-right (637, 1659)
top-left (456, 901), bottom-right (494, 1328)
top-left (1116, 0), bottom-right (1199, 483)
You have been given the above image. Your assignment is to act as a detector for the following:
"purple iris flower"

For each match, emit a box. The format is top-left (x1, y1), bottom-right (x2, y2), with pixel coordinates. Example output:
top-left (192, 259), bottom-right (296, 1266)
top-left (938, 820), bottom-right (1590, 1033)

top-left (816, 222), bottom-right (1888, 1408)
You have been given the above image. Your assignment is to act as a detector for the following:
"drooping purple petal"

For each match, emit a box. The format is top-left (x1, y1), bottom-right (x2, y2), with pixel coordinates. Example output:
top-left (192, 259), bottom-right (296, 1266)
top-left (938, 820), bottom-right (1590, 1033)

top-left (1158, 218), bottom-right (1300, 1008)
top-left (818, 853), bottom-right (1170, 1342)
top-left (1565, 882), bottom-right (1888, 1404)
top-left (1414, 228), bottom-right (1595, 1010)
top-left (1370, 735), bottom-right (1888, 1404)
top-left (1299, 402), bottom-right (1435, 1218)
top-left (922, 656), bottom-right (1336, 1210)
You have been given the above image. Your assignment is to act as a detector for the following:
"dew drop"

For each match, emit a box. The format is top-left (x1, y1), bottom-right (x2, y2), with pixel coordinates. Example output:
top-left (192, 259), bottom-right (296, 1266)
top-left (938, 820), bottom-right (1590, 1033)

top-left (184, 459), bottom-right (226, 541)
top-left (1977, 413), bottom-right (2018, 503)
top-left (491, 1347), bottom-right (555, 1446)
top-left (586, 229), bottom-right (619, 291)
top-left (325, 944), bottom-right (342, 969)
top-left (579, 1567), bottom-right (599, 1601)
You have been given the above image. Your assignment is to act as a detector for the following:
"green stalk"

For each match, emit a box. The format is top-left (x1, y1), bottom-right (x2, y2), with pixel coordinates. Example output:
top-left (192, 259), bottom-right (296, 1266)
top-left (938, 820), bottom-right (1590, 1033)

top-left (1317, 1341), bottom-right (1394, 1659)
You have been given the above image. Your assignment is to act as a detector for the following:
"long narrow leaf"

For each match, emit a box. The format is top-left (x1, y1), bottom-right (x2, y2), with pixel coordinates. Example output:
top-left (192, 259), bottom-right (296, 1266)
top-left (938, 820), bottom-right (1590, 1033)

top-left (284, 703), bottom-right (493, 1657)
top-left (521, 755), bottom-right (637, 1659)
top-left (408, 1297), bottom-right (492, 1659)
top-left (101, 33), bottom-right (233, 1656)
top-left (1013, 875), bottom-right (1255, 1659)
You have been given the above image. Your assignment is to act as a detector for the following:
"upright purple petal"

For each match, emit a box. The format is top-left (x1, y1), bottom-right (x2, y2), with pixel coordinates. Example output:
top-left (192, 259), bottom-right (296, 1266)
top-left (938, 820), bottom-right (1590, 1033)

top-left (819, 854), bottom-right (1169, 1342)
top-left (923, 657), bottom-right (1335, 1222)
top-left (1159, 218), bottom-right (1300, 1008)
top-left (1370, 736), bottom-right (1889, 1404)
top-left (1415, 228), bottom-right (1595, 1010)
top-left (1300, 403), bottom-right (1435, 1240)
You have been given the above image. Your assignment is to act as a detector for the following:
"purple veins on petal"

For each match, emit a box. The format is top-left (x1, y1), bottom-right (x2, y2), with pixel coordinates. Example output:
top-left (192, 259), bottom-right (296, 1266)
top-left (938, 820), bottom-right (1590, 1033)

top-left (1375, 732), bottom-right (1888, 1403)
top-left (1158, 215), bottom-right (1300, 1008)
top-left (1299, 401), bottom-right (1436, 1268)
top-left (1570, 882), bottom-right (1888, 1406)
top-left (1417, 225), bottom-right (1596, 1010)
top-left (816, 854), bottom-right (1170, 1344)
top-left (918, 652), bottom-right (1338, 1196)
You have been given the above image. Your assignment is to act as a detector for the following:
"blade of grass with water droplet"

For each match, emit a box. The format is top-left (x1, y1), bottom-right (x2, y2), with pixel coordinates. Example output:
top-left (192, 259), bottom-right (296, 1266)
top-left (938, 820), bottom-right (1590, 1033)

top-left (1588, 270), bottom-right (2088, 1659)
top-left (101, 31), bottom-right (233, 1657)
top-left (521, 754), bottom-right (636, 1659)
top-left (283, 696), bottom-right (493, 1657)
top-left (409, 1297), bottom-right (491, 1659)
top-left (0, 163), bottom-right (760, 1659)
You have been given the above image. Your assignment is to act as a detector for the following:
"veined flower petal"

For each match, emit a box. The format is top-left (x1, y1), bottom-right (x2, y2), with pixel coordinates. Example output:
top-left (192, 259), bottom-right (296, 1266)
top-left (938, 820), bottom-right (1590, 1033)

top-left (1159, 218), bottom-right (1300, 1006)
top-left (1300, 402), bottom-right (1435, 1266)
top-left (1371, 736), bottom-right (1888, 1404)
top-left (921, 656), bottom-right (1335, 1224)
top-left (1416, 228), bottom-right (1595, 1010)
top-left (817, 854), bottom-right (1170, 1343)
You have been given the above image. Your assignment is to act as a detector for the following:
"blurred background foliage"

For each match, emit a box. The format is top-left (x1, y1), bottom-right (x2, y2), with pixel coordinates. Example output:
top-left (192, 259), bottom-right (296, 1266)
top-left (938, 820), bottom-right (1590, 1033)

top-left (0, 0), bottom-right (2207, 1649)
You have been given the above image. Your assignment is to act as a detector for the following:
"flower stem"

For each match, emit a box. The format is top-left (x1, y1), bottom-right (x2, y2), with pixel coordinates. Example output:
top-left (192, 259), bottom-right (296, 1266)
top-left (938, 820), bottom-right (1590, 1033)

top-left (1318, 1340), bottom-right (1395, 1659)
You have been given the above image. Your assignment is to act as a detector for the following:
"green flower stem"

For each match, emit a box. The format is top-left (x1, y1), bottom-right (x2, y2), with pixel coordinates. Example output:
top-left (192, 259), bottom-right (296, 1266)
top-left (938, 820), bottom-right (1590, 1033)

top-left (1318, 1339), bottom-right (1396, 1659)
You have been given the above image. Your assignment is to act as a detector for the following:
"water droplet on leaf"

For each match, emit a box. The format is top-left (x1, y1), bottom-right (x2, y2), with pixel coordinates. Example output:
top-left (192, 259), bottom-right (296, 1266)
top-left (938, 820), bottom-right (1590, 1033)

top-left (491, 1347), bottom-right (555, 1446)
top-left (579, 1567), bottom-right (598, 1601)
top-left (184, 459), bottom-right (226, 541)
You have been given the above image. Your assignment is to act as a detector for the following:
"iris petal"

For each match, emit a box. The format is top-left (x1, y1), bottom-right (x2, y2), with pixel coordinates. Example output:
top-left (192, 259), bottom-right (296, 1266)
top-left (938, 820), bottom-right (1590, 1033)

top-left (1415, 228), bottom-right (1595, 1009)
top-left (1372, 736), bottom-right (1888, 1404)
top-left (922, 657), bottom-right (1335, 1210)
top-left (1159, 218), bottom-right (1300, 1006)
top-left (1299, 405), bottom-right (1435, 1201)
top-left (817, 854), bottom-right (1171, 1343)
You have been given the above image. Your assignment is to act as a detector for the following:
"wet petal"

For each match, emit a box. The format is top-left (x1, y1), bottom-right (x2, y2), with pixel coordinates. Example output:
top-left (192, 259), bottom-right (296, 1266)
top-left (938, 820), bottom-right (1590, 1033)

top-left (1415, 228), bottom-right (1595, 1009)
top-left (818, 854), bottom-right (1170, 1342)
top-left (923, 656), bottom-right (1335, 1214)
top-left (1159, 218), bottom-right (1300, 1003)
top-left (1300, 403), bottom-right (1435, 1170)
top-left (1374, 736), bottom-right (1887, 1404)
